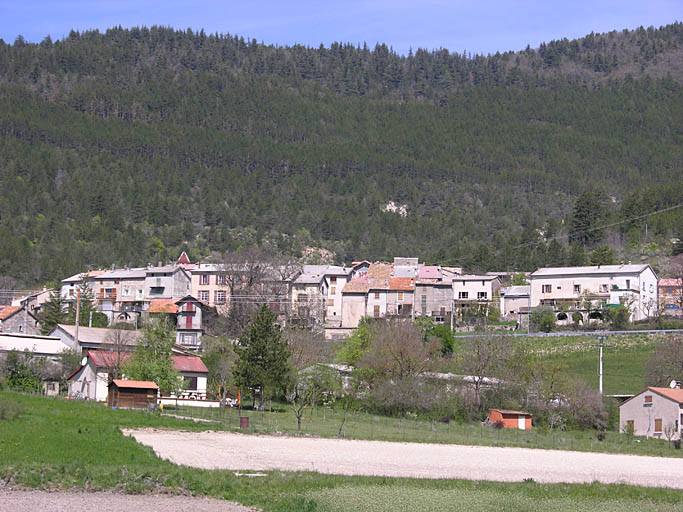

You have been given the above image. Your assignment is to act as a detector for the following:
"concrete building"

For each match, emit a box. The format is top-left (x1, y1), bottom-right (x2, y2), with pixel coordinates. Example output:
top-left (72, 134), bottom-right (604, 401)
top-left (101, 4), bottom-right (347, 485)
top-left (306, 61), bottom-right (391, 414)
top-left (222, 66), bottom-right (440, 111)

top-left (189, 263), bottom-right (230, 311)
top-left (619, 386), bottom-right (682, 440)
top-left (529, 264), bottom-right (658, 323)
top-left (0, 305), bottom-right (40, 335)
top-left (499, 285), bottom-right (531, 325)
top-left (174, 295), bottom-right (217, 350)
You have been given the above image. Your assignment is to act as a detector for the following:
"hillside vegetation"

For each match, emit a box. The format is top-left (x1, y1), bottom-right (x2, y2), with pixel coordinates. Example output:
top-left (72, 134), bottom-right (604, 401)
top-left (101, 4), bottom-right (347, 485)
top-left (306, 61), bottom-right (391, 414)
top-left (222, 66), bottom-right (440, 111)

top-left (0, 24), bottom-right (682, 284)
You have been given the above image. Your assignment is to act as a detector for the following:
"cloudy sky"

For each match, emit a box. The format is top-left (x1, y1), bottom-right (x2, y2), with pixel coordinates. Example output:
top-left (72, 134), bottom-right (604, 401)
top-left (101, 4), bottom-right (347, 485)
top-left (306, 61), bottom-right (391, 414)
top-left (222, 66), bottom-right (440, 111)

top-left (2, 1), bottom-right (681, 55)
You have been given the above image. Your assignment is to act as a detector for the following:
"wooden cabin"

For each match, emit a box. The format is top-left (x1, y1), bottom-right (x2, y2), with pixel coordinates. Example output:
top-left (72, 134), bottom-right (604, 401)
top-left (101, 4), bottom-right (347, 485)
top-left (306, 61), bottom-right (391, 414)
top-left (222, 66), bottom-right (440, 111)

top-left (488, 409), bottom-right (532, 430)
top-left (107, 379), bottom-right (158, 409)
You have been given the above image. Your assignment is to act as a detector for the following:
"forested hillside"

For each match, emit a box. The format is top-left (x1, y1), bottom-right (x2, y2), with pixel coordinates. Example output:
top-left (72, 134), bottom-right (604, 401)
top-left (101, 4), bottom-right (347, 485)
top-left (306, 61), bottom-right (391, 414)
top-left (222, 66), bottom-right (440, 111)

top-left (0, 23), bottom-right (682, 285)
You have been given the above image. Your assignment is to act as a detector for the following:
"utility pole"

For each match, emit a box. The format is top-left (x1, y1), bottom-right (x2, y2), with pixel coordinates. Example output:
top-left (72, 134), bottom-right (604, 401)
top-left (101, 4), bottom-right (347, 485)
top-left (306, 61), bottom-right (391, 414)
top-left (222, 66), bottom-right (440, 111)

top-left (23, 298), bottom-right (27, 333)
top-left (450, 298), bottom-right (455, 332)
top-left (89, 310), bottom-right (93, 328)
top-left (598, 335), bottom-right (605, 394)
top-left (74, 289), bottom-right (81, 355)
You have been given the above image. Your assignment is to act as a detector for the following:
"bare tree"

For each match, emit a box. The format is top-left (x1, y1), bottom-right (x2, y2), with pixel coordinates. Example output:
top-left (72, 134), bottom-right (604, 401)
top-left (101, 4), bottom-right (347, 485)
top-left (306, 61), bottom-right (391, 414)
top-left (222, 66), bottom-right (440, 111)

top-left (202, 335), bottom-right (237, 403)
top-left (101, 329), bottom-right (134, 382)
top-left (283, 328), bottom-right (328, 432)
top-left (458, 335), bottom-right (515, 411)
top-left (357, 319), bottom-right (439, 384)
top-left (646, 335), bottom-right (683, 387)
top-left (663, 422), bottom-right (677, 448)
top-left (219, 247), bottom-right (301, 336)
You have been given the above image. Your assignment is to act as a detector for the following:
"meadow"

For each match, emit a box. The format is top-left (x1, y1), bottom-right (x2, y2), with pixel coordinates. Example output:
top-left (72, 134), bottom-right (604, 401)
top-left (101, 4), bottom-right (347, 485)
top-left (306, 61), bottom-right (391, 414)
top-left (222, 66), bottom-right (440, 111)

top-left (1, 392), bottom-right (682, 511)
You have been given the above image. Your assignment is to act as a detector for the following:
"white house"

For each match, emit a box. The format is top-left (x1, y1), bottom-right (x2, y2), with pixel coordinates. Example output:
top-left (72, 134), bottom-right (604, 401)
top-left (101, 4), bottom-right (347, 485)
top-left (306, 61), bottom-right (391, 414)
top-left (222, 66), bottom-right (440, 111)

top-left (529, 264), bottom-right (658, 323)
top-left (619, 386), bottom-right (683, 440)
top-left (67, 350), bottom-right (208, 401)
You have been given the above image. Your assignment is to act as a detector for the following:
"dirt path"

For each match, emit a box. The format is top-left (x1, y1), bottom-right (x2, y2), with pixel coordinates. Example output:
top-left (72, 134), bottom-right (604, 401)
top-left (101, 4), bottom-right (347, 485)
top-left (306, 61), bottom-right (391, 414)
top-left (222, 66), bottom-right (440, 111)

top-left (124, 429), bottom-right (683, 489)
top-left (0, 488), bottom-right (256, 511)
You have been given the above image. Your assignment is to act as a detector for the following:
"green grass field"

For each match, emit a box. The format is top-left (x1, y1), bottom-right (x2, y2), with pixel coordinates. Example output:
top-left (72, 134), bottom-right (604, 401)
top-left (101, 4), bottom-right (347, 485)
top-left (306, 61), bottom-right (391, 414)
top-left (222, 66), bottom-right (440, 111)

top-left (1, 392), bottom-right (682, 511)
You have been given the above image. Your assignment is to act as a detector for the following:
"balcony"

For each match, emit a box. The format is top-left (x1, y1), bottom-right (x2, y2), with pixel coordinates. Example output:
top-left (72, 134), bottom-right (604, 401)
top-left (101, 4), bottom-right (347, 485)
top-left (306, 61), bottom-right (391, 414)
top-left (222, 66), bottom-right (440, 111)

top-left (96, 292), bottom-right (117, 300)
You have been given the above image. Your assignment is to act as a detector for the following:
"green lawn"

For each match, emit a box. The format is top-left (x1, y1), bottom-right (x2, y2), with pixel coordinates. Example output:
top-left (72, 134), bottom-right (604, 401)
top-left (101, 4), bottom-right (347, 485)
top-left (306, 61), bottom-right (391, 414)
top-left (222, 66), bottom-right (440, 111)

top-left (1, 392), bottom-right (682, 511)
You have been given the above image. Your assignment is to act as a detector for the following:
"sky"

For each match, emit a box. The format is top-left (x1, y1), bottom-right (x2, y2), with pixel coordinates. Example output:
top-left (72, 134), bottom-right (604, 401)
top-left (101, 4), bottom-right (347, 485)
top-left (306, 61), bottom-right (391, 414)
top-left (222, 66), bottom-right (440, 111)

top-left (1, 1), bottom-right (681, 55)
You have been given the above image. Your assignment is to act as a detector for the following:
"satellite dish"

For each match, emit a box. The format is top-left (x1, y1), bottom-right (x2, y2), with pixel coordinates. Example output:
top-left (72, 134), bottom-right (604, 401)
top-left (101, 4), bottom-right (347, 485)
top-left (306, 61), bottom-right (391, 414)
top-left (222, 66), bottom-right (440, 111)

top-left (81, 357), bottom-right (88, 366)
top-left (670, 380), bottom-right (678, 389)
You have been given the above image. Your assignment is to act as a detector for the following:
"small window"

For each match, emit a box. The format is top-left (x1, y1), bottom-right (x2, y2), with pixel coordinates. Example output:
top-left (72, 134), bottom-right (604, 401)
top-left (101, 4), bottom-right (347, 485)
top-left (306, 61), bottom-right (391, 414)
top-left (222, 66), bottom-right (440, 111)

top-left (654, 418), bottom-right (662, 433)
top-left (374, 292), bottom-right (380, 299)
top-left (574, 284), bottom-right (581, 294)
top-left (373, 305), bottom-right (380, 317)
top-left (199, 275), bottom-right (209, 285)
top-left (644, 395), bottom-right (652, 403)
top-left (331, 287), bottom-right (336, 295)
top-left (215, 291), bottom-right (226, 304)
top-left (482, 280), bottom-right (485, 286)
top-left (459, 292), bottom-right (468, 299)
top-left (625, 280), bottom-right (630, 289)
top-left (600, 284), bottom-right (609, 293)
top-left (184, 376), bottom-right (198, 391)
top-left (478, 292), bottom-right (487, 300)
top-left (330, 277), bottom-right (337, 284)
top-left (398, 291), bottom-right (404, 300)
top-left (327, 299), bottom-right (334, 306)
top-left (198, 290), bottom-right (209, 302)
top-left (626, 419), bottom-right (634, 430)
top-left (542, 285), bottom-right (552, 293)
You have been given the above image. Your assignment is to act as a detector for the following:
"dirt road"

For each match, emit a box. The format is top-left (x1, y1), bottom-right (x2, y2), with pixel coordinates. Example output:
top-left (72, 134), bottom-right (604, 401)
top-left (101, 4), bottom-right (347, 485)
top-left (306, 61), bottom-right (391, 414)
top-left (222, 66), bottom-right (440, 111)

top-left (124, 429), bottom-right (683, 489)
top-left (0, 488), bottom-right (256, 512)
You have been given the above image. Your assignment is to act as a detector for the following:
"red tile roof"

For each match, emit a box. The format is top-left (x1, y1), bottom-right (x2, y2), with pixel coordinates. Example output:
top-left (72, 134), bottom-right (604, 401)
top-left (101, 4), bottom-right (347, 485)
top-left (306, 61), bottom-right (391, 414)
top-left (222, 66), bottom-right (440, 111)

top-left (389, 277), bottom-right (415, 291)
top-left (177, 251), bottom-right (192, 265)
top-left (649, 387), bottom-right (683, 404)
top-left (0, 306), bottom-right (22, 320)
top-left (89, 350), bottom-right (130, 368)
top-left (659, 278), bottom-right (682, 287)
top-left (148, 299), bottom-right (178, 313)
top-left (111, 379), bottom-right (159, 390)
top-left (367, 263), bottom-right (393, 279)
top-left (173, 355), bottom-right (208, 373)
top-left (343, 278), bottom-right (370, 294)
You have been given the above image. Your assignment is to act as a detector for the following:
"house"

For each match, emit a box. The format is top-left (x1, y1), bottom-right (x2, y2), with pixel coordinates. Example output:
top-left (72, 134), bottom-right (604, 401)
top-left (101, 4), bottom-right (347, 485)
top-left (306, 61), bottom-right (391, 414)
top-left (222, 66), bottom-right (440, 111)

top-left (174, 295), bottom-right (217, 350)
top-left (488, 409), bottom-right (532, 430)
top-left (386, 277), bottom-right (415, 318)
top-left (529, 264), bottom-right (658, 323)
top-left (291, 267), bottom-right (328, 327)
top-left (11, 287), bottom-right (53, 317)
top-left (659, 278), bottom-right (682, 317)
top-left (341, 277), bottom-right (370, 329)
top-left (0, 332), bottom-right (71, 361)
top-left (619, 386), bottom-right (683, 440)
top-left (67, 350), bottom-right (208, 401)
top-left (60, 270), bottom-right (105, 301)
top-left (0, 305), bottom-right (40, 335)
top-left (415, 266), bottom-right (454, 321)
top-left (107, 380), bottom-right (158, 409)
top-left (91, 267), bottom-right (147, 325)
top-left (49, 324), bottom-right (143, 353)
top-left (499, 286), bottom-right (530, 325)
top-left (189, 263), bottom-right (230, 311)
top-left (323, 265), bottom-right (351, 328)
top-left (451, 275), bottom-right (501, 316)
top-left (143, 265), bottom-right (192, 303)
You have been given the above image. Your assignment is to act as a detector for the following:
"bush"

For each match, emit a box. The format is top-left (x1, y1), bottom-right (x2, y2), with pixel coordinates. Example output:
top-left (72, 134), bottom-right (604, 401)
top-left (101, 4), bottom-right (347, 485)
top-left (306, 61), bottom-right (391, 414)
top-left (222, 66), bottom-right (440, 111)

top-left (531, 306), bottom-right (556, 333)
top-left (0, 398), bottom-right (23, 421)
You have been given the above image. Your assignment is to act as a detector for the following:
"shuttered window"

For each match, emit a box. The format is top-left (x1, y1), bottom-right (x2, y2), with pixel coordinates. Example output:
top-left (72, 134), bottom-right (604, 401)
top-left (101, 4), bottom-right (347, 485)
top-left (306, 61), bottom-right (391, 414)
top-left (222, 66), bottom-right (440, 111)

top-left (654, 418), bottom-right (662, 433)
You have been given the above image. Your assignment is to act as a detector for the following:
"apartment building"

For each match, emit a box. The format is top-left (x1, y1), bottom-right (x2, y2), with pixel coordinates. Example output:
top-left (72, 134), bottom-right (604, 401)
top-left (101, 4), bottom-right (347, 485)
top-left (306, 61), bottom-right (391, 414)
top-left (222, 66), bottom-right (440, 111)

top-left (190, 264), bottom-right (230, 311)
top-left (451, 275), bottom-right (501, 315)
top-left (529, 264), bottom-right (658, 322)
top-left (175, 295), bottom-right (217, 350)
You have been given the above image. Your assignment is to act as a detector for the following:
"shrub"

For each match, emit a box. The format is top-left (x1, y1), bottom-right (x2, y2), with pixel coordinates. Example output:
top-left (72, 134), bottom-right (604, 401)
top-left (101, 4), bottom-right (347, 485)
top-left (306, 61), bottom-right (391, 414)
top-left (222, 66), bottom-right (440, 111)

top-left (493, 420), bottom-right (504, 430)
top-left (531, 306), bottom-right (556, 333)
top-left (0, 398), bottom-right (23, 421)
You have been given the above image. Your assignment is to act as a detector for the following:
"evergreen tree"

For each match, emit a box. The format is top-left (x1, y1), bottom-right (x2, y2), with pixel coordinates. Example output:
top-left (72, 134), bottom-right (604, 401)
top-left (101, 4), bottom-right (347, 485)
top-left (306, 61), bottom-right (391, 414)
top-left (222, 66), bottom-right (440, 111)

top-left (569, 190), bottom-right (607, 247)
top-left (233, 304), bottom-right (290, 409)
top-left (590, 245), bottom-right (616, 266)
top-left (38, 291), bottom-right (67, 335)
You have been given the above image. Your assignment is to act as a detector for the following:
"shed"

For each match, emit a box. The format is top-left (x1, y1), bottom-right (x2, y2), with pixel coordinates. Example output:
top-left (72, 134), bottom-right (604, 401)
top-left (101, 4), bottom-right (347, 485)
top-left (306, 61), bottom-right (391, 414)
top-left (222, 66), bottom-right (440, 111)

top-left (107, 379), bottom-right (158, 409)
top-left (489, 409), bottom-right (532, 430)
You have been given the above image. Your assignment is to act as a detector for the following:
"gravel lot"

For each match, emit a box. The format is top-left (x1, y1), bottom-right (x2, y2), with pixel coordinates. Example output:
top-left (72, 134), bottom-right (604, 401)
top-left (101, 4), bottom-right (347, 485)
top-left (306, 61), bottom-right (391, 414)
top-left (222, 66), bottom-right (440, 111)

top-left (0, 488), bottom-right (256, 512)
top-left (124, 429), bottom-right (683, 489)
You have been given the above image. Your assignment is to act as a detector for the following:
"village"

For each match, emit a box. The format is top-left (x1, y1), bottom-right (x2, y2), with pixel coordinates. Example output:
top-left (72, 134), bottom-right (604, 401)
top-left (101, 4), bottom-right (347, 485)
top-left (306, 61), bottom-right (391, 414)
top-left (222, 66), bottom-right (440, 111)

top-left (0, 250), bottom-right (681, 444)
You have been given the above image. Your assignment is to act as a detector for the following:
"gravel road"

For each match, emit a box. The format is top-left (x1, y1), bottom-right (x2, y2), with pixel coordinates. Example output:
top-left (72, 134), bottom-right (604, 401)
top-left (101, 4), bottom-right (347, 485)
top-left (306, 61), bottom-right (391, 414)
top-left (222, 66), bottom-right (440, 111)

top-left (124, 429), bottom-right (683, 489)
top-left (0, 488), bottom-right (257, 512)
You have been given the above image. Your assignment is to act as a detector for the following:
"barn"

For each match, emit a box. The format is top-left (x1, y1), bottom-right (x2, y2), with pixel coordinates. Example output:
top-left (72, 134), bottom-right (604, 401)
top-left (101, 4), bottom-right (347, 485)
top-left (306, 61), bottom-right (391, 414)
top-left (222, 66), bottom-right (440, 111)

top-left (488, 409), bottom-right (532, 430)
top-left (107, 379), bottom-right (158, 409)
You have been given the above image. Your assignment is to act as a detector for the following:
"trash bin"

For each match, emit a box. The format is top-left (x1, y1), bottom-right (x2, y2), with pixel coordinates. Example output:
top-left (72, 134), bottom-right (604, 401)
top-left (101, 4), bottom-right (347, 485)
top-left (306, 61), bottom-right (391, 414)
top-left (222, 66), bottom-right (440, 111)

top-left (240, 416), bottom-right (249, 429)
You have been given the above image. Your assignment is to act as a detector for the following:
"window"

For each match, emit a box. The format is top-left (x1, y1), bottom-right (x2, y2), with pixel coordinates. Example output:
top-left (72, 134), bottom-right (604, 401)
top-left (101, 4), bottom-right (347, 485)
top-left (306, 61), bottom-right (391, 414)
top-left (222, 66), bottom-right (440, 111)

top-left (373, 305), bottom-right (380, 317)
top-left (331, 287), bottom-right (336, 295)
top-left (600, 284), bottom-right (609, 293)
top-left (199, 274), bottom-right (209, 285)
top-left (184, 376), bottom-right (198, 390)
top-left (398, 291), bottom-right (404, 301)
top-left (330, 277), bottom-right (337, 284)
top-left (626, 420), bottom-right (634, 430)
top-left (122, 288), bottom-right (130, 296)
top-left (374, 292), bottom-right (380, 299)
top-left (642, 282), bottom-right (646, 291)
top-left (478, 292), bottom-right (487, 300)
top-left (625, 279), bottom-right (630, 289)
top-left (574, 284), bottom-right (581, 294)
top-left (644, 395), bottom-right (652, 407)
top-left (654, 418), bottom-right (662, 433)
top-left (215, 291), bottom-right (226, 304)
top-left (421, 295), bottom-right (427, 315)
top-left (198, 290), bottom-right (209, 302)
top-left (542, 285), bottom-right (552, 293)
top-left (216, 274), bottom-right (226, 285)
top-left (328, 299), bottom-right (334, 306)
top-left (459, 292), bottom-right (469, 299)
top-left (482, 280), bottom-right (485, 286)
